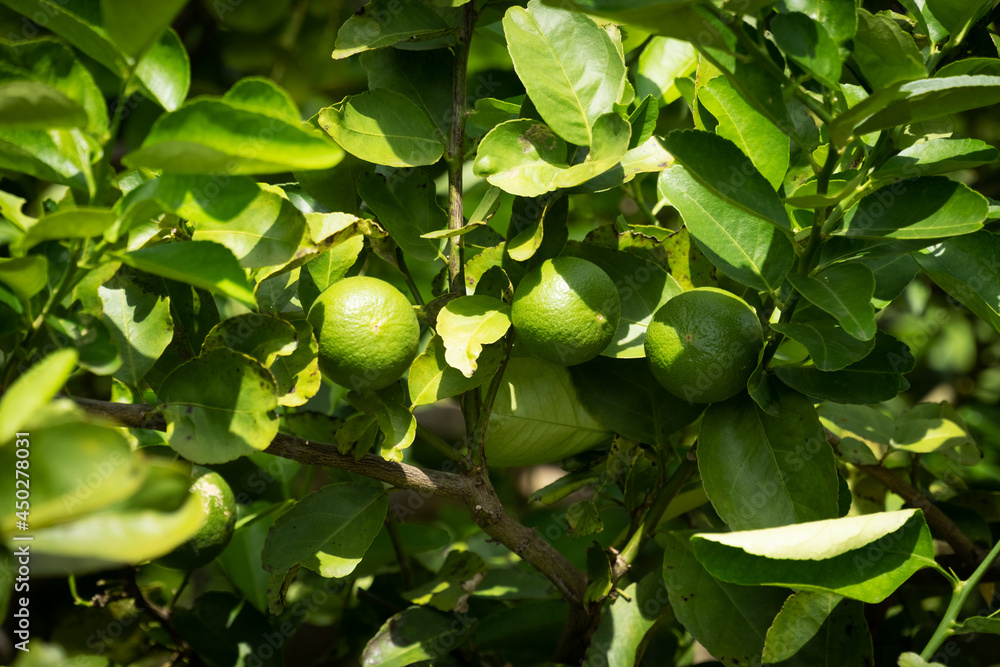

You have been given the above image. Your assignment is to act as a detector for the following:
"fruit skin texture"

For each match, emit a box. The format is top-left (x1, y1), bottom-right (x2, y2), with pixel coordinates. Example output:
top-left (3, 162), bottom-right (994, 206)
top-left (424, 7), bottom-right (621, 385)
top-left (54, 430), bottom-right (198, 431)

top-left (644, 287), bottom-right (763, 404)
top-left (510, 257), bottom-right (621, 367)
top-left (156, 467), bottom-right (237, 571)
top-left (308, 276), bottom-right (420, 391)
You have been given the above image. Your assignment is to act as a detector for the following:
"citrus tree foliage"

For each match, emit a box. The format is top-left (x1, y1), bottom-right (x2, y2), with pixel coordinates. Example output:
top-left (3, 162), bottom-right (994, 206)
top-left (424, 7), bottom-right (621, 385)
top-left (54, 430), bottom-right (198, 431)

top-left (2, 0), bottom-right (1000, 665)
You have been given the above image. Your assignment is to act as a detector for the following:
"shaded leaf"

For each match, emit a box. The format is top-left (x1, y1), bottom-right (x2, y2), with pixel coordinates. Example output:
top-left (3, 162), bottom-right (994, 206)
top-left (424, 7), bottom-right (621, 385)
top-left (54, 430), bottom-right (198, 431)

top-left (772, 319), bottom-right (875, 371)
top-left (358, 169), bottom-right (445, 262)
top-left (262, 482), bottom-right (387, 578)
top-left (699, 389), bottom-right (840, 531)
top-left (118, 241), bottom-right (256, 309)
top-left (770, 12), bottom-right (841, 88)
top-left (838, 177), bottom-right (987, 240)
top-left (852, 9), bottom-right (925, 90)
top-left (582, 574), bottom-right (664, 666)
top-left (333, 0), bottom-right (459, 60)
top-left (872, 138), bottom-right (999, 181)
top-left (658, 166), bottom-right (794, 294)
top-left (319, 89), bottom-right (444, 168)
top-left (159, 349), bottom-right (279, 463)
top-left (663, 531), bottom-right (788, 667)
top-left (98, 272), bottom-right (174, 387)
top-left (914, 231), bottom-right (1000, 333)
top-left (762, 591), bottom-right (873, 666)
top-left (787, 263), bottom-right (876, 340)
top-left (124, 98), bottom-right (342, 174)
top-left (775, 331), bottom-right (913, 404)
top-left (362, 606), bottom-right (471, 667)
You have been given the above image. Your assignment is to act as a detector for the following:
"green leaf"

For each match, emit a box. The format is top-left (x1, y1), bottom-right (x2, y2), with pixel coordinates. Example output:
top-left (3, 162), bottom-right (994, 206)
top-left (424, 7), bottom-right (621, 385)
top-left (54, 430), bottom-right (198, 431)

top-left (486, 356), bottom-right (611, 466)
top-left (951, 615), bottom-right (1000, 636)
top-left (404, 550), bottom-right (487, 611)
top-left (699, 77), bottom-right (790, 190)
top-left (0, 256), bottom-right (47, 301)
top-left (898, 653), bottom-right (948, 667)
top-left (915, 231), bottom-right (1000, 333)
top-left (473, 119), bottom-right (569, 197)
top-left (436, 296), bottom-right (511, 378)
top-left (0, 348), bottom-right (77, 437)
top-left (408, 334), bottom-right (504, 407)
top-left (319, 89), bottom-right (444, 168)
top-left (262, 482), bottom-right (387, 578)
top-left (0, 127), bottom-right (92, 192)
top-left (124, 98), bottom-right (343, 174)
top-left (0, 81), bottom-right (88, 129)
top-left (853, 76), bottom-right (1000, 140)
top-left (24, 480), bottom-right (205, 576)
top-left (118, 241), bottom-right (256, 309)
top-left (100, 0), bottom-right (187, 57)
top-left (925, 0), bottom-right (993, 37)
top-left (663, 531), bottom-right (788, 667)
top-left (548, 0), bottom-right (731, 52)
top-left (270, 319), bottom-right (322, 408)
top-left (770, 12), bottom-right (841, 88)
top-left (839, 176), bottom-right (987, 240)
top-left (357, 169), bottom-right (445, 262)
top-left (202, 313), bottom-right (297, 367)
top-left (582, 574), bottom-right (663, 666)
top-left (787, 264), bottom-right (876, 340)
top-left (361, 48), bottom-right (452, 142)
top-left (0, 37), bottom-right (109, 133)
top-left (852, 9), bottom-right (926, 90)
top-left (772, 319), bottom-right (876, 371)
top-left (660, 130), bottom-right (790, 230)
top-left (689, 509), bottom-right (939, 603)
top-left (571, 357), bottom-right (704, 445)
top-left (818, 403), bottom-right (892, 464)
top-left (133, 176), bottom-right (309, 269)
top-left (0, 422), bottom-right (141, 534)
top-left (636, 36), bottom-right (697, 106)
top-left (306, 235), bottom-right (364, 293)
top-left (98, 271), bottom-right (174, 387)
top-left (503, 0), bottom-right (626, 146)
top-left (658, 166), bottom-right (795, 294)
top-left (361, 606), bottom-right (471, 667)
top-left (159, 349), bottom-right (279, 463)
top-left (775, 331), bottom-right (914, 404)
top-left (552, 113), bottom-right (631, 188)
top-left (872, 138), bottom-right (999, 181)
top-left (562, 241), bottom-right (681, 358)
top-left (699, 390), bottom-right (840, 530)
top-left (132, 28), bottom-right (190, 112)
top-left (762, 591), bottom-right (873, 666)
top-left (890, 401), bottom-right (981, 464)
top-left (332, 0), bottom-right (459, 60)
top-left (0, 0), bottom-right (128, 76)
top-left (222, 76), bottom-right (299, 121)
top-left (778, 0), bottom-right (856, 45)
top-left (16, 207), bottom-right (116, 251)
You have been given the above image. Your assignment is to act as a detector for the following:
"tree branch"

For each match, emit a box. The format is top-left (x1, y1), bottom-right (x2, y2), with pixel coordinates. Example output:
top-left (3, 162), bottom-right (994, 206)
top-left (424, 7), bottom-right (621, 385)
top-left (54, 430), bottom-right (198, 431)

top-left (825, 429), bottom-right (987, 568)
top-left (73, 397), bottom-right (587, 605)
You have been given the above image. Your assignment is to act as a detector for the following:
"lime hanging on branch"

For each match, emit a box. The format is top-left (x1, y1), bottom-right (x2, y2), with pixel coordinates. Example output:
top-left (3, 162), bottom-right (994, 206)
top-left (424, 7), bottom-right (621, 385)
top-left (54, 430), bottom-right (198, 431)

top-left (645, 288), bottom-right (763, 404)
top-left (156, 467), bottom-right (237, 571)
top-left (510, 257), bottom-right (621, 367)
top-left (308, 276), bottom-right (421, 391)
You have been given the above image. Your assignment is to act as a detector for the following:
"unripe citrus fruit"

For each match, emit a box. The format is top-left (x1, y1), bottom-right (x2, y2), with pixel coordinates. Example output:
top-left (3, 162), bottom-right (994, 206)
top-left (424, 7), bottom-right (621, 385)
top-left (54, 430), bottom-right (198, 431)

top-left (308, 276), bottom-right (420, 391)
top-left (510, 257), bottom-right (620, 367)
top-left (644, 288), bottom-right (763, 404)
top-left (485, 356), bottom-right (610, 466)
top-left (156, 467), bottom-right (236, 571)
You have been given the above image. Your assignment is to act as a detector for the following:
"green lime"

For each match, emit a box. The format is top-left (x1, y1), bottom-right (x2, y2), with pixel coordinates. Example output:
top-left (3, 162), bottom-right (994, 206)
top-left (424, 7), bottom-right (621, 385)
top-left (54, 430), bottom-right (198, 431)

top-left (308, 276), bottom-right (420, 391)
top-left (511, 257), bottom-right (621, 367)
top-left (156, 467), bottom-right (236, 571)
top-left (484, 355), bottom-right (610, 466)
top-left (644, 287), bottom-right (763, 404)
